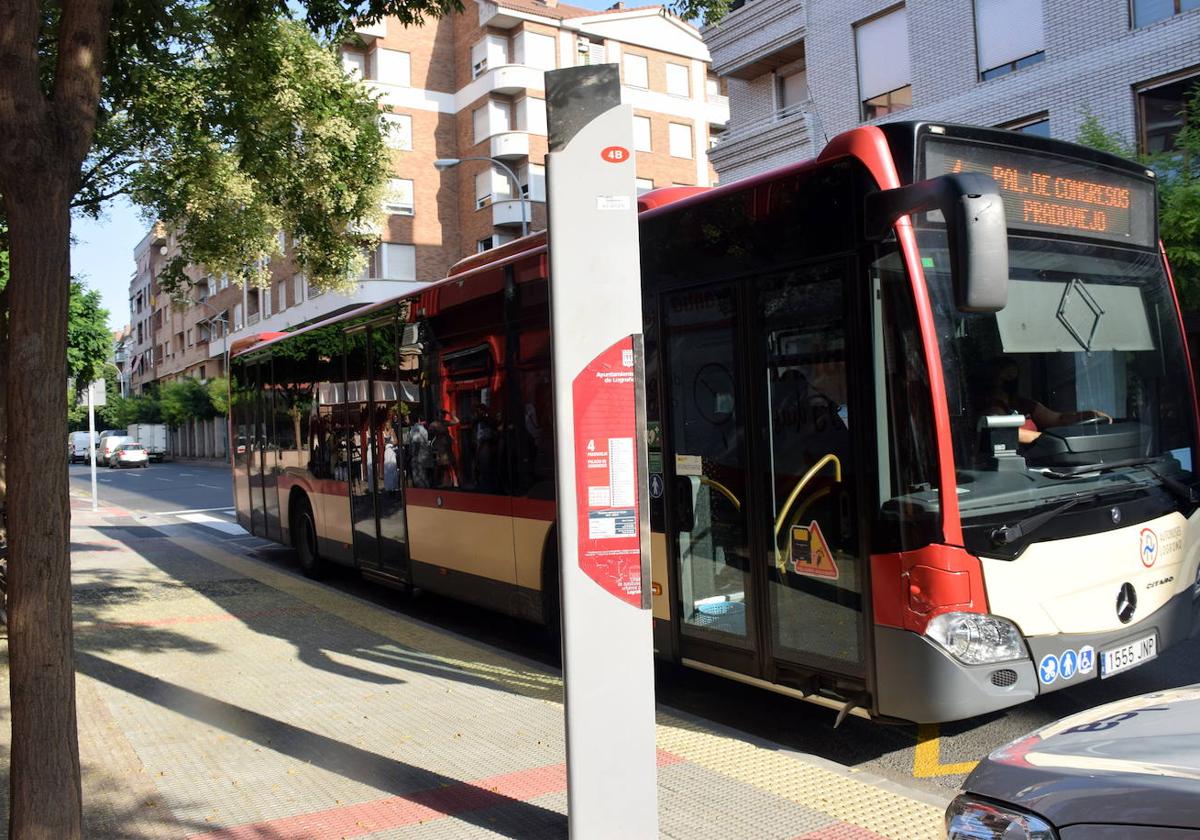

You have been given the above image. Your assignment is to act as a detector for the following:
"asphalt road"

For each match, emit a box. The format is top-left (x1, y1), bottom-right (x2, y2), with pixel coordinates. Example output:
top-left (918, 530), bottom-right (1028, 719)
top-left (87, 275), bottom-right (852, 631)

top-left (68, 460), bottom-right (1200, 799)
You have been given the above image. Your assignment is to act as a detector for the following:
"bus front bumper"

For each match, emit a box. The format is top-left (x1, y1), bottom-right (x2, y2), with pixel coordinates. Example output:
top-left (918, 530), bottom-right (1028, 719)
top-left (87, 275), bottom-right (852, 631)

top-left (874, 588), bottom-right (1199, 724)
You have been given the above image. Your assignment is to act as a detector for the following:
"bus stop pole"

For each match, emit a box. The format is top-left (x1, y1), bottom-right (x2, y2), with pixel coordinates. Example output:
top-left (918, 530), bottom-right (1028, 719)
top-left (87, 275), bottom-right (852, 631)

top-left (88, 382), bottom-right (98, 512)
top-left (545, 65), bottom-right (658, 838)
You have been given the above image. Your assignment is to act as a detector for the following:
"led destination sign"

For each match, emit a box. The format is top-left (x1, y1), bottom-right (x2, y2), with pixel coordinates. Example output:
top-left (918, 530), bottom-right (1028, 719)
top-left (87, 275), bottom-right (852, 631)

top-left (923, 138), bottom-right (1154, 247)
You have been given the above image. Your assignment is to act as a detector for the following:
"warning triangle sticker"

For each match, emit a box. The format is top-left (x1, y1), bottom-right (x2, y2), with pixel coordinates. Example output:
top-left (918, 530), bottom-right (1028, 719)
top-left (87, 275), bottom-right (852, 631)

top-left (790, 520), bottom-right (839, 580)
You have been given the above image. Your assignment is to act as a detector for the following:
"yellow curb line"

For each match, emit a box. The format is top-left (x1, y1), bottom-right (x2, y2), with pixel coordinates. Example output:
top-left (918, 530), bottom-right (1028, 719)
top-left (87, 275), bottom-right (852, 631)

top-left (913, 724), bottom-right (979, 778)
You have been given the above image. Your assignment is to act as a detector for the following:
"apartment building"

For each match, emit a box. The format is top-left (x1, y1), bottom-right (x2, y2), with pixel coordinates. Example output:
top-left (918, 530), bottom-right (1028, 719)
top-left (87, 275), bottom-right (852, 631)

top-left (132, 1), bottom-right (728, 390)
top-left (345, 0), bottom-right (728, 256)
top-left (704, 0), bottom-right (1200, 182)
top-left (129, 224), bottom-right (167, 395)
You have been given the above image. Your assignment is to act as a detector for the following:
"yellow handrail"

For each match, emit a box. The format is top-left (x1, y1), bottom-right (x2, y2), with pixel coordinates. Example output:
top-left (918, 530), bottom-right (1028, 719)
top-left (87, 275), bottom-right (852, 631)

top-left (772, 453), bottom-right (842, 542)
top-left (699, 476), bottom-right (742, 511)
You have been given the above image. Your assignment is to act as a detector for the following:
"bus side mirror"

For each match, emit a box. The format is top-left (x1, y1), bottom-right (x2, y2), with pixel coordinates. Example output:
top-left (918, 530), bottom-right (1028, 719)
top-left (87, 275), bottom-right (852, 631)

top-left (865, 172), bottom-right (1009, 313)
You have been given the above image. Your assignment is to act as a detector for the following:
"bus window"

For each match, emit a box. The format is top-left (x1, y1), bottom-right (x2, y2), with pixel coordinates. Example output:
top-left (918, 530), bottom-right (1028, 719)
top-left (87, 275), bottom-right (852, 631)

top-left (436, 343), bottom-right (504, 493)
top-left (399, 322), bottom-right (432, 489)
top-left (873, 250), bottom-right (940, 552)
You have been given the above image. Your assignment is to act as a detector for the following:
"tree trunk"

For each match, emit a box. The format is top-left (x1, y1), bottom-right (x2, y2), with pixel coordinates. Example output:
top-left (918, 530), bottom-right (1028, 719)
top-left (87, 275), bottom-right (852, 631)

top-left (0, 2), bottom-right (114, 836)
top-left (4, 175), bottom-right (83, 839)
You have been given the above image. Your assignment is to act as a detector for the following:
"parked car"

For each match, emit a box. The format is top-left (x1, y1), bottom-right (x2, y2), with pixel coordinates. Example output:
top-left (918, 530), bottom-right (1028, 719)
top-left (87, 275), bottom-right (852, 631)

top-left (68, 431), bottom-right (99, 464)
top-left (108, 442), bottom-right (149, 469)
top-left (947, 685), bottom-right (1200, 839)
top-left (99, 434), bottom-right (132, 462)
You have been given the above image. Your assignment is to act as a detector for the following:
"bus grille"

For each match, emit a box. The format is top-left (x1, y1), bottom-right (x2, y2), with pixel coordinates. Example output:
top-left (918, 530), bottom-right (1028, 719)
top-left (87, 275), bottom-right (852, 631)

top-left (989, 668), bottom-right (1018, 688)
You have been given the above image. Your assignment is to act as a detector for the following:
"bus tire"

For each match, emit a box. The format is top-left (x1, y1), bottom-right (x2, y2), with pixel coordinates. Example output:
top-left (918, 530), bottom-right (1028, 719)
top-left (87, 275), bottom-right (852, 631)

top-left (290, 494), bottom-right (323, 579)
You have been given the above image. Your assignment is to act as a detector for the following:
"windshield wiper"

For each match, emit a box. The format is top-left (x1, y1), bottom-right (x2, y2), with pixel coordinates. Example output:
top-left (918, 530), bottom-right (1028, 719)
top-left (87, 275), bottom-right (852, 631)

top-left (1045, 456), bottom-right (1200, 504)
top-left (1043, 456), bottom-right (1165, 479)
top-left (1145, 466), bottom-right (1200, 505)
top-left (991, 496), bottom-right (1085, 547)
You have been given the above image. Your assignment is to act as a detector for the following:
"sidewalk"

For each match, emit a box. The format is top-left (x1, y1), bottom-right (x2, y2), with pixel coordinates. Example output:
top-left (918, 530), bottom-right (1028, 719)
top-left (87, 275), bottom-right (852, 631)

top-left (0, 500), bottom-right (949, 839)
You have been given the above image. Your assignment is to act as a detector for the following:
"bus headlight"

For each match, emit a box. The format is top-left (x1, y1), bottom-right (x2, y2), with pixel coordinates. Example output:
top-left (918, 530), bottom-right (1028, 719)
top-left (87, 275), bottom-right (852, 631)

top-left (946, 795), bottom-right (1056, 840)
top-left (925, 612), bottom-right (1024, 665)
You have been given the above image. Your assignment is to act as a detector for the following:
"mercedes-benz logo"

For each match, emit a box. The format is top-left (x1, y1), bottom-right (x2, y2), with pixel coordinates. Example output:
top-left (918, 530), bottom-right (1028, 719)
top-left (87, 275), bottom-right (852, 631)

top-left (1111, 507), bottom-right (1122, 525)
top-left (1116, 582), bottom-right (1138, 624)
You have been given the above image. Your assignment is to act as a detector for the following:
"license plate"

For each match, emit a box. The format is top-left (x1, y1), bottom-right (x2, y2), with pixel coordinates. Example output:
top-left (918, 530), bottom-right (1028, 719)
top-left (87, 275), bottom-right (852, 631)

top-left (1100, 634), bottom-right (1157, 678)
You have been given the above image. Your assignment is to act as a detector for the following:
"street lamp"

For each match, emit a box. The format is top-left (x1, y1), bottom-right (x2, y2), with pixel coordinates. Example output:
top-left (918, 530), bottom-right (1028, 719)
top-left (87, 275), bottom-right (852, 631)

top-left (434, 156), bottom-right (530, 239)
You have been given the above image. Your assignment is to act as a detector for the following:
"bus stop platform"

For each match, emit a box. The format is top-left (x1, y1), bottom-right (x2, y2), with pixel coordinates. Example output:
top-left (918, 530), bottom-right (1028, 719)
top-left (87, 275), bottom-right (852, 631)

top-left (0, 502), bottom-right (949, 839)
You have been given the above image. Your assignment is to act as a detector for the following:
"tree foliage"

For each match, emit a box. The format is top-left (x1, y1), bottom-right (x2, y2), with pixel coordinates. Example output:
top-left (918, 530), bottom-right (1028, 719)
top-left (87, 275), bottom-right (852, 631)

top-left (66, 280), bottom-right (112, 389)
top-left (1078, 95), bottom-right (1200, 309)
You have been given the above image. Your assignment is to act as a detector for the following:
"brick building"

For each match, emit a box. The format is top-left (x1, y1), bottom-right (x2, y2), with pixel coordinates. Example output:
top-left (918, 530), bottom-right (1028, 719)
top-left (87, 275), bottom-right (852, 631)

top-left (132, 0), bottom-right (728, 393)
top-left (705, 0), bottom-right (1200, 182)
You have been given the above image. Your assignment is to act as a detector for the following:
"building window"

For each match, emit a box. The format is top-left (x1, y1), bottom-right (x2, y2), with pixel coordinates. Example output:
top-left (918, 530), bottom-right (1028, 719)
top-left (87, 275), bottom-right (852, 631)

top-left (233, 304), bottom-right (243, 330)
top-left (999, 112), bottom-right (1050, 137)
top-left (472, 34), bottom-right (508, 78)
top-left (381, 113), bottom-right (413, 151)
top-left (1132, 0), bottom-right (1200, 28)
top-left (706, 75), bottom-right (721, 100)
top-left (371, 48), bottom-right (410, 86)
top-left (475, 168), bottom-right (510, 209)
top-left (519, 163), bottom-right (546, 202)
top-left (473, 99), bottom-right (512, 143)
top-left (294, 273), bottom-right (305, 305)
top-left (477, 236), bottom-right (494, 253)
top-left (633, 115), bottom-right (652, 152)
top-left (515, 97), bottom-right (548, 135)
top-left (975, 0), bottom-right (1045, 81)
top-left (668, 122), bottom-right (693, 159)
top-left (384, 178), bottom-right (415, 215)
top-left (855, 6), bottom-right (912, 120)
top-left (623, 53), bottom-right (649, 89)
top-left (776, 65), bottom-right (809, 115)
top-left (577, 38), bottom-right (605, 66)
top-left (1138, 70), bottom-right (1200, 153)
top-left (187, 329), bottom-right (193, 347)
top-left (666, 63), bottom-right (690, 97)
top-left (514, 30), bottom-right (556, 71)
top-left (342, 50), bottom-right (367, 79)
top-left (635, 177), bottom-right (654, 195)
top-left (366, 243), bottom-right (417, 281)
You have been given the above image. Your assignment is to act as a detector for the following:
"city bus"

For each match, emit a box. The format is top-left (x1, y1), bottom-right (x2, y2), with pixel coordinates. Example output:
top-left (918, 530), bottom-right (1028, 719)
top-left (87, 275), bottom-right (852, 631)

top-left (231, 121), bottom-right (1200, 724)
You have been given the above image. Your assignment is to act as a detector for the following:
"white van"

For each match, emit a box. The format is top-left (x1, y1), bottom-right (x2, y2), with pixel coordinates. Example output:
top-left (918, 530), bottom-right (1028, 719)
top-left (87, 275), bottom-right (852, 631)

top-left (68, 431), bottom-right (99, 464)
top-left (99, 433), bottom-right (132, 462)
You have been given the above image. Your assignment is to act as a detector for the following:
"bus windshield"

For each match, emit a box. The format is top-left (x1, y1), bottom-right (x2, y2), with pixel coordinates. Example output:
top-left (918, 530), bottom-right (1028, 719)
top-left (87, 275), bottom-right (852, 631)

top-left (916, 232), bottom-right (1196, 541)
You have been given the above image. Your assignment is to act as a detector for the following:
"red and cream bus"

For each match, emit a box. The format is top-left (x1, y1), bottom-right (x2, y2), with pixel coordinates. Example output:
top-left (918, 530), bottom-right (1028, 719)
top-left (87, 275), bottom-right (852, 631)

top-left (232, 122), bottom-right (1200, 723)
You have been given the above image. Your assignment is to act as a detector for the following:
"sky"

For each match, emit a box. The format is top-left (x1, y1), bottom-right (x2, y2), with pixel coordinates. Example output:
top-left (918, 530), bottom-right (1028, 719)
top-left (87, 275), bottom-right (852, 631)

top-left (70, 0), bottom-right (658, 332)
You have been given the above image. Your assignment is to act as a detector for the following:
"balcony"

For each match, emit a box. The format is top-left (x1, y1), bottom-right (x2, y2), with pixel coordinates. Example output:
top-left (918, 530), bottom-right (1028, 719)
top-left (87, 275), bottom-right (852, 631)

top-left (490, 131), bottom-right (530, 160)
top-left (490, 64), bottom-right (545, 96)
top-left (492, 199), bottom-right (531, 228)
top-left (707, 105), bottom-right (816, 182)
top-left (353, 20), bottom-right (386, 41)
top-left (704, 0), bottom-right (805, 80)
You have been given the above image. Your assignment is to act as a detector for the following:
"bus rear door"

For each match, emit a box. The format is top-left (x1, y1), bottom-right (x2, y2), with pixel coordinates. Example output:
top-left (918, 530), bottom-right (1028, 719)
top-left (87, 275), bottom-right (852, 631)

top-left (343, 317), bottom-right (411, 585)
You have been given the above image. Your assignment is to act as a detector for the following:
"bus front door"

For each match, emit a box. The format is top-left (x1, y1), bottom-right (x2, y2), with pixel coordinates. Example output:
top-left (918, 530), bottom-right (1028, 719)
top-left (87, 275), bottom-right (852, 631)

top-left (661, 263), bottom-right (866, 689)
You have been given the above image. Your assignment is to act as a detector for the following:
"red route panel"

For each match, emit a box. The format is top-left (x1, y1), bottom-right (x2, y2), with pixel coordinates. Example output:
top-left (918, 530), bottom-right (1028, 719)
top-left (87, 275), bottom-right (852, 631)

top-left (571, 336), bottom-right (643, 607)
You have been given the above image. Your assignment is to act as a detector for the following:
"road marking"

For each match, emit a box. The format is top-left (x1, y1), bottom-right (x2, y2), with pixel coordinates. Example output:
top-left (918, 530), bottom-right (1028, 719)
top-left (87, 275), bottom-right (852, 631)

top-left (154, 506), bottom-right (236, 516)
top-left (177, 512), bottom-right (246, 535)
top-left (180, 473), bottom-right (195, 477)
top-left (912, 724), bottom-right (979, 778)
top-left (197, 483), bottom-right (221, 489)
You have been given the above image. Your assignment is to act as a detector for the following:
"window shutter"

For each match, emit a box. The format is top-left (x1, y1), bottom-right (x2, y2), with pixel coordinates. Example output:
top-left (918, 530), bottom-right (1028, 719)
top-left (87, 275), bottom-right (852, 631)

top-left (855, 8), bottom-right (911, 100)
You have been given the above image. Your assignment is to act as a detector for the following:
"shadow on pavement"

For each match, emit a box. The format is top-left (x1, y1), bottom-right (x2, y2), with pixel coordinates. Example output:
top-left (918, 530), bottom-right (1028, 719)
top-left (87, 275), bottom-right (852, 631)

top-left (76, 651), bottom-right (568, 839)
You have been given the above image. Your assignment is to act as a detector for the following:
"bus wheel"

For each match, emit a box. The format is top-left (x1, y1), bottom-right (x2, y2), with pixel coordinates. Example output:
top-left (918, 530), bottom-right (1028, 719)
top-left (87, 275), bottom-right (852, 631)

top-left (292, 497), bottom-right (323, 579)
